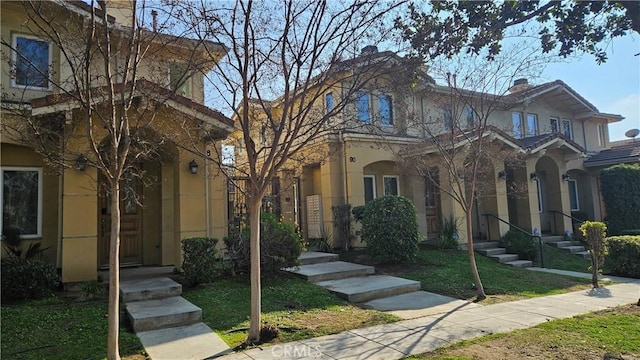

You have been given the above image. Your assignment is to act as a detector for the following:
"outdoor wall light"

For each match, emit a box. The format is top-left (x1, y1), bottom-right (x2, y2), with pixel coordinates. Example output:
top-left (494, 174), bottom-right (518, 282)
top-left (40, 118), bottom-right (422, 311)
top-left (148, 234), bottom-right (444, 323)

top-left (562, 173), bottom-right (571, 181)
top-left (530, 172), bottom-right (539, 181)
top-left (74, 155), bottom-right (87, 171)
top-left (498, 170), bottom-right (507, 180)
top-left (189, 159), bottom-right (199, 174)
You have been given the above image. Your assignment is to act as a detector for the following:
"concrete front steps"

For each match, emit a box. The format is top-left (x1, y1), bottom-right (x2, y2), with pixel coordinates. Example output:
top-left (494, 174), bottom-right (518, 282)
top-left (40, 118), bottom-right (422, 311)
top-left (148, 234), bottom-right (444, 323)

top-left (286, 252), bottom-right (421, 304)
top-left (120, 277), bottom-right (230, 360)
top-left (473, 241), bottom-right (533, 268)
top-left (543, 235), bottom-right (591, 259)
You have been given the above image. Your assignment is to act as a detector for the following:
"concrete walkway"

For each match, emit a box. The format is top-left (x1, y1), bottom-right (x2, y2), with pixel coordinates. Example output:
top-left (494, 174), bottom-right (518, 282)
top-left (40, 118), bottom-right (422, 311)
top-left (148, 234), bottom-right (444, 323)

top-left (219, 270), bottom-right (639, 360)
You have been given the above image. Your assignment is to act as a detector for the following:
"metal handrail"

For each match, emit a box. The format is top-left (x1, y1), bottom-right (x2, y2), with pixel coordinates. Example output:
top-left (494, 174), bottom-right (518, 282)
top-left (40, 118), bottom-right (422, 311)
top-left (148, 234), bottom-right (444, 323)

top-left (548, 210), bottom-right (585, 224)
top-left (482, 213), bottom-right (544, 268)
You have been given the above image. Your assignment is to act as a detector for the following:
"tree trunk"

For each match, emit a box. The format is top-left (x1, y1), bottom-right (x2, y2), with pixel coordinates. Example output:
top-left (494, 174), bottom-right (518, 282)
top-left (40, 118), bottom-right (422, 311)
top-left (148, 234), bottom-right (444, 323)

top-left (466, 210), bottom-right (486, 300)
top-left (107, 179), bottom-right (121, 360)
top-left (591, 255), bottom-right (599, 288)
top-left (247, 195), bottom-right (262, 344)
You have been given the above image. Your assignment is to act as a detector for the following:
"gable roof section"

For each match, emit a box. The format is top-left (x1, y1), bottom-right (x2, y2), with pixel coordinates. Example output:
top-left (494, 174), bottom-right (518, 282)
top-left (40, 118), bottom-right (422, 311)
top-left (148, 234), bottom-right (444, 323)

top-left (583, 143), bottom-right (640, 167)
top-left (30, 79), bottom-right (235, 131)
top-left (516, 132), bottom-right (584, 154)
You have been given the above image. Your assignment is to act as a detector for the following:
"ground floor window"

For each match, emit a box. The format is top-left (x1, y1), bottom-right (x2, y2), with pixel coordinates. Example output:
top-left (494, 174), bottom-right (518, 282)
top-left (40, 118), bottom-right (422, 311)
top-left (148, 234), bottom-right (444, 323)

top-left (1, 167), bottom-right (42, 238)
top-left (568, 179), bottom-right (579, 211)
top-left (364, 175), bottom-right (376, 203)
top-left (383, 175), bottom-right (399, 196)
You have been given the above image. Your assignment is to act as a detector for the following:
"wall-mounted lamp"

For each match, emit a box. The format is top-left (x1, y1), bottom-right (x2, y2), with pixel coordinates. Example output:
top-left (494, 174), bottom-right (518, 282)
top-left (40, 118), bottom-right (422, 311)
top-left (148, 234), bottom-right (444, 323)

top-left (530, 172), bottom-right (539, 181)
top-left (189, 159), bottom-right (199, 174)
top-left (498, 170), bottom-right (507, 181)
top-left (74, 155), bottom-right (87, 171)
top-left (562, 173), bottom-right (570, 181)
top-left (349, 156), bottom-right (356, 163)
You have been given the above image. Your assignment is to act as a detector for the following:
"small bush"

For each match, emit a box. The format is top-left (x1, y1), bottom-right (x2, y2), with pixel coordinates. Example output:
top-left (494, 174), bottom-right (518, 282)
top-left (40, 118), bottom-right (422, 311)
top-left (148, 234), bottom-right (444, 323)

top-left (182, 237), bottom-right (219, 286)
top-left (360, 196), bottom-right (419, 263)
top-left (351, 206), bottom-right (366, 223)
top-left (259, 323), bottom-right (280, 343)
top-left (604, 235), bottom-right (640, 278)
top-left (500, 230), bottom-right (537, 261)
top-left (224, 212), bottom-right (304, 275)
top-left (439, 215), bottom-right (460, 250)
top-left (580, 221), bottom-right (607, 287)
top-left (1, 260), bottom-right (60, 301)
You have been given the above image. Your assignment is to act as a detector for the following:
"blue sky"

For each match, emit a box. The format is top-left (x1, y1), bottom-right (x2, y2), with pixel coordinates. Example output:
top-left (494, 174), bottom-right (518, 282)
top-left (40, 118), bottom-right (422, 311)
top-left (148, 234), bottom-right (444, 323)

top-left (541, 34), bottom-right (640, 142)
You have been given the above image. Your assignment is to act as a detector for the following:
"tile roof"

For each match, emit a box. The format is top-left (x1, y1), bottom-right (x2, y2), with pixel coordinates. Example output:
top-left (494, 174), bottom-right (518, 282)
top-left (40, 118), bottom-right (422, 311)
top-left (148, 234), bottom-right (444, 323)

top-left (516, 132), bottom-right (584, 153)
top-left (584, 142), bottom-right (640, 167)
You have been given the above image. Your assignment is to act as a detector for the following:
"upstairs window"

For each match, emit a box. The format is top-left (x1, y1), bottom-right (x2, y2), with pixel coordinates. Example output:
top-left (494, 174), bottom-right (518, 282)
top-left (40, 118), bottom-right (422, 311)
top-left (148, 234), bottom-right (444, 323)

top-left (512, 112), bottom-right (523, 139)
top-left (169, 63), bottom-right (191, 97)
top-left (325, 92), bottom-right (334, 113)
top-left (443, 107), bottom-right (453, 131)
top-left (465, 106), bottom-right (474, 128)
top-left (12, 35), bottom-right (51, 89)
top-left (562, 119), bottom-right (573, 140)
top-left (526, 113), bottom-right (538, 137)
top-left (597, 124), bottom-right (606, 147)
top-left (356, 92), bottom-right (370, 124)
top-left (1, 167), bottom-right (43, 238)
top-left (378, 93), bottom-right (393, 126)
top-left (550, 117), bottom-right (559, 133)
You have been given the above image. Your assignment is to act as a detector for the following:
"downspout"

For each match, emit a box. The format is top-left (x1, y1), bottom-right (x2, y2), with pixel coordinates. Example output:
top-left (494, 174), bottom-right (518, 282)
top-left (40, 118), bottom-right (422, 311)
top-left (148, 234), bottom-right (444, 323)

top-left (582, 120), bottom-right (588, 152)
top-left (57, 167), bottom-right (64, 268)
top-left (340, 130), bottom-right (349, 204)
top-left (204, 147), bottom-right (211, 238)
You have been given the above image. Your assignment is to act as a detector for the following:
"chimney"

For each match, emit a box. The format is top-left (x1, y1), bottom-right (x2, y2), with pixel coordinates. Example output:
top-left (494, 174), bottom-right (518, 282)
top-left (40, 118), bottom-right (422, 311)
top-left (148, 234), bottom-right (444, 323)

top-left (508, 78), bottom-right (531, 93)
top-left (360, 45), bottom-right (378, 56)
top-left (101, 0), bottom-right (135, 25)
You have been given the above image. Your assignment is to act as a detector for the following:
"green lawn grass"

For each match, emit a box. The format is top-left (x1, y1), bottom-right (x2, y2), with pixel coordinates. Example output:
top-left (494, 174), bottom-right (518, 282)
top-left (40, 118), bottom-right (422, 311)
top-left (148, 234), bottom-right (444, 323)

top-left (182, 275), bottom-right (400, 347)
top-left (1, 297), bottom-right (144, 360)
top-left (408, 304), bottom-right (640, 359)
top-left (341, 246), bottom-right (597, 303)
top-left (540, 244), bottom-right (591, 273)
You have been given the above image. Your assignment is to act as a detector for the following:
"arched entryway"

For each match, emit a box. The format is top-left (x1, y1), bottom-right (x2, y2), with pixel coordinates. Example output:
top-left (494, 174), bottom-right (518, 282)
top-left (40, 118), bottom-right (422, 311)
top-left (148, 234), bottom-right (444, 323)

top-left (470, 159), bottom-right (499, 241)
top-left (535, 155), bottom-right (562, 234)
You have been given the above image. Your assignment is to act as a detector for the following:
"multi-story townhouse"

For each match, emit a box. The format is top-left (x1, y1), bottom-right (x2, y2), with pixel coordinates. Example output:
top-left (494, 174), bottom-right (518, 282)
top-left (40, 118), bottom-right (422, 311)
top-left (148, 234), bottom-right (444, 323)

top-left (1, 0), bottom-right (234, 283)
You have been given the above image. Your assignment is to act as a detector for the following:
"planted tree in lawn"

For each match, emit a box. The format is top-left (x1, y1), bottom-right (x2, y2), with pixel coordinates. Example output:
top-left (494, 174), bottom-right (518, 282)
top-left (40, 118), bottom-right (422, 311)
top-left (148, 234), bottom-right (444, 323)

top-left (171, 0), bottom-right (401, 344)
top-left (579, 221), bottom-right (607, 288)
top-left (399, 46), bottom-right (552, 300)
top-left (1, 1), bottom-right (229, 358)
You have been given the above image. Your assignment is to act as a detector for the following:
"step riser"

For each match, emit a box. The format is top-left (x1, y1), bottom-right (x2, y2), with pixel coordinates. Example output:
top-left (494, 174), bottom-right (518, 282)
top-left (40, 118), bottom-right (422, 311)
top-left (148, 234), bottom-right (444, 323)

top-left (549, 241), bottom-right (573, 247)
top-left (477, 248), bottom-right (506, 256)
top-left (473, 242), bottom-right (500, 250)
top-left (506, 260), bottom-right (533, 268)
top-left (490, 254), bottom-right (519, 263)
top-left (559, 246), bottom-right (586, 253)
top-left (300, 255), bottom-right (339, 265)
top-left (129, 309), bottom-right (202, 333)
top-left (326, 283), bottom-right (422, 303)
top-left (122, 285), bottom-right (182, 303)
top-left (306, 268), bottom-right (375, 282)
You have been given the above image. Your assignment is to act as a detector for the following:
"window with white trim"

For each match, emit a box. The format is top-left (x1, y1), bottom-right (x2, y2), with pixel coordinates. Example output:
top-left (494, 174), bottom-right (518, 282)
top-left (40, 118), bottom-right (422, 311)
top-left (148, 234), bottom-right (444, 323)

top-left (597, 124), bottom-right (606, 147)
top-left (325, 92), bottom-right (334, 113)
top-left (562, 119), bottom-right (573, 140)
top-left (1, 167), bottom-right (43, 238)
top-left (12, 34), bottom-right (52, 89)
top-left (512, 112), bottom-right (523, 139)
top-left (465, 106), bottom-right (474, 128)
top-left (568, 179), bottom-right (579, 211)
top-left (364, 175), bottom-right (376, 203)
top-left (169, 63), bottom-right (191, 97)
top-left (443, 107), bottom-right (453, 131)
top-left (378, 93), bottom-right (393, 126)
top-left (356, 92), bottom-right (371, 124)
top-left (383, 175), bottom-right (399, 196)
top-left (526, 113), bottom-right (538, 137)
top-left (550, 117), bottom-right (559, 133)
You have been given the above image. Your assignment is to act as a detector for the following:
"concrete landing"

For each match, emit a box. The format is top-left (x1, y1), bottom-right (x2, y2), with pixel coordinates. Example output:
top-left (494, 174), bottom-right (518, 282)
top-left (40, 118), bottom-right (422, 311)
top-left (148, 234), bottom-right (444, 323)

top-left (362, 291), bottom-right (480, 319)
top-left (504, 260), bottom-right (533, 268)
top-left (120, 277), bottom-right (182, 302)
top-left (126, 296), bottom-right (202, 332)
top-left (286, 261), bottom-right (375, 282)
top-left (137, 322), bottom-right (230, 360)
top-left (317, 275), bottom-right (421, 303)
top-left (299, 251), bottom-right (339, 265)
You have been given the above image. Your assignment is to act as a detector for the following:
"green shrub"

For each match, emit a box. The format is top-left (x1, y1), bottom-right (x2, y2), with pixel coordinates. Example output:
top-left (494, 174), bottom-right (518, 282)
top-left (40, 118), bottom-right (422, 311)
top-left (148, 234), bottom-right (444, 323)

top-left (360, 196), bottom-right (419, 263)
top-left (351, 206), bottom-right (366, 223)
top-left (181, 237), bottom-right (220, 286)
top-left (499, 230), bottom-right (537, 261)
top-left (600, 164), bottom-right (640, 235)
top-left (604, 235), bottom-right (640, 278)
top-left (439, 215), bottom-right (460, 250)
top-left (223, 212), bottom-right (303, 275)
top-left (580, 221), bottom-right (608, 287)
top-left (1, 260), bottom-right (60, 301)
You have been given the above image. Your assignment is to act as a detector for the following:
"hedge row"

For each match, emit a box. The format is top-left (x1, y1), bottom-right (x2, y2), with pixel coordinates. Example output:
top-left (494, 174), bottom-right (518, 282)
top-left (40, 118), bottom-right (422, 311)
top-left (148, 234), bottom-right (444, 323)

top-left (604, 235), bottom-right (640, 278)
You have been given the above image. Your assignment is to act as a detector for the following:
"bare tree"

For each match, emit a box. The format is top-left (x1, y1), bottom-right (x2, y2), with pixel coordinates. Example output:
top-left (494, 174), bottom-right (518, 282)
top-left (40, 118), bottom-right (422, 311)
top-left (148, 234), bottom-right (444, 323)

top-left (400, 46), bottom-right (555, 300)
top-left (171, 0), bottom-right (403, 344)
top-left (1, 1), bottom-right (230, 358)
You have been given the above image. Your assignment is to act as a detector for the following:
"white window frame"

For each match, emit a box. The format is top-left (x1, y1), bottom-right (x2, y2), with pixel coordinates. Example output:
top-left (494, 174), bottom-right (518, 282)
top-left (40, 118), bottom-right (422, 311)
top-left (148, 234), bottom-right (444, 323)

top-left (325, 92), bottom-right (334, 114)
top-left (550, 117), bottom-right (559, 133)
top-left (363, 175), bottom-right (376, 203)
top-left (0, 167), bottom-right (43, 238)
top-left (11, 34), bottom-right (53, 90)
top-left (512, 112), bottom-right (523, 139)
top-left (562, 119), bottom-right (573, 140)
top-left (356, 92), bottom-right (371, 124)
top-left (597, 124), bottom-right (606, 147)
top-left (382, 175), bottom-right (400, 196)
top-left (526, 113), bottom-right (538, 137)
top-left (465, 106), bottom-right (474, 128)
top-left (169, 63), bottom-right (191, 97)
top-left (568, 179), bottom-right (579, 211)
top-left (443, 106), bottom-right (453, 131)
top-left (377, 93), bottom-right (393, 127)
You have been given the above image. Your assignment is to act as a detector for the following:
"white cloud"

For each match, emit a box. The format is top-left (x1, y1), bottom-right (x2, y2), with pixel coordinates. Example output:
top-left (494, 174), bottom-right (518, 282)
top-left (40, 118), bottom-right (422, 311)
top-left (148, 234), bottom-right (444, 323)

top-left (604, 93), bottom-right (640, 141)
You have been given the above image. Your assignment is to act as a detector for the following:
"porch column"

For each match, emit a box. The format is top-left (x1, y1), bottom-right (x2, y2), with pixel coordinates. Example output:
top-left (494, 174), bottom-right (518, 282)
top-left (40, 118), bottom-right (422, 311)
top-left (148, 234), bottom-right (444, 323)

top-left (524, 157), bottom-right (541, 233)
top-left (557, 165), bottom-right (573, 234)
top-left (438, 170), bottom-right (469, 248)
top-left (494, 167), bottom-right (510, 239)
top-left (61, 167), bottom-right (98, 283)
top-left (344, 140), bottom-right (364, 247)
top-left (320, 150), bottom-right (344, 247)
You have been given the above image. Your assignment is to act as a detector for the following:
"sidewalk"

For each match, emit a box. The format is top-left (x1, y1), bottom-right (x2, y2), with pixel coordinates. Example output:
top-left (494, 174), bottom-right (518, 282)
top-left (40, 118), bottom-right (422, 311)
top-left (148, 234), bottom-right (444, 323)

top-left (219, 270), bottom-right (639, 360)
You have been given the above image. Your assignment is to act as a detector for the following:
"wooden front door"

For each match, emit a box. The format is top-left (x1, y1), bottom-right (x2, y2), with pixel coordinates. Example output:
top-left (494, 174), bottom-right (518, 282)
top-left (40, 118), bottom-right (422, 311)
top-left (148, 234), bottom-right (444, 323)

top-left (424, 172), bottom-right (441, 239)
top-left (98, 172), bottom-right (143, 267)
